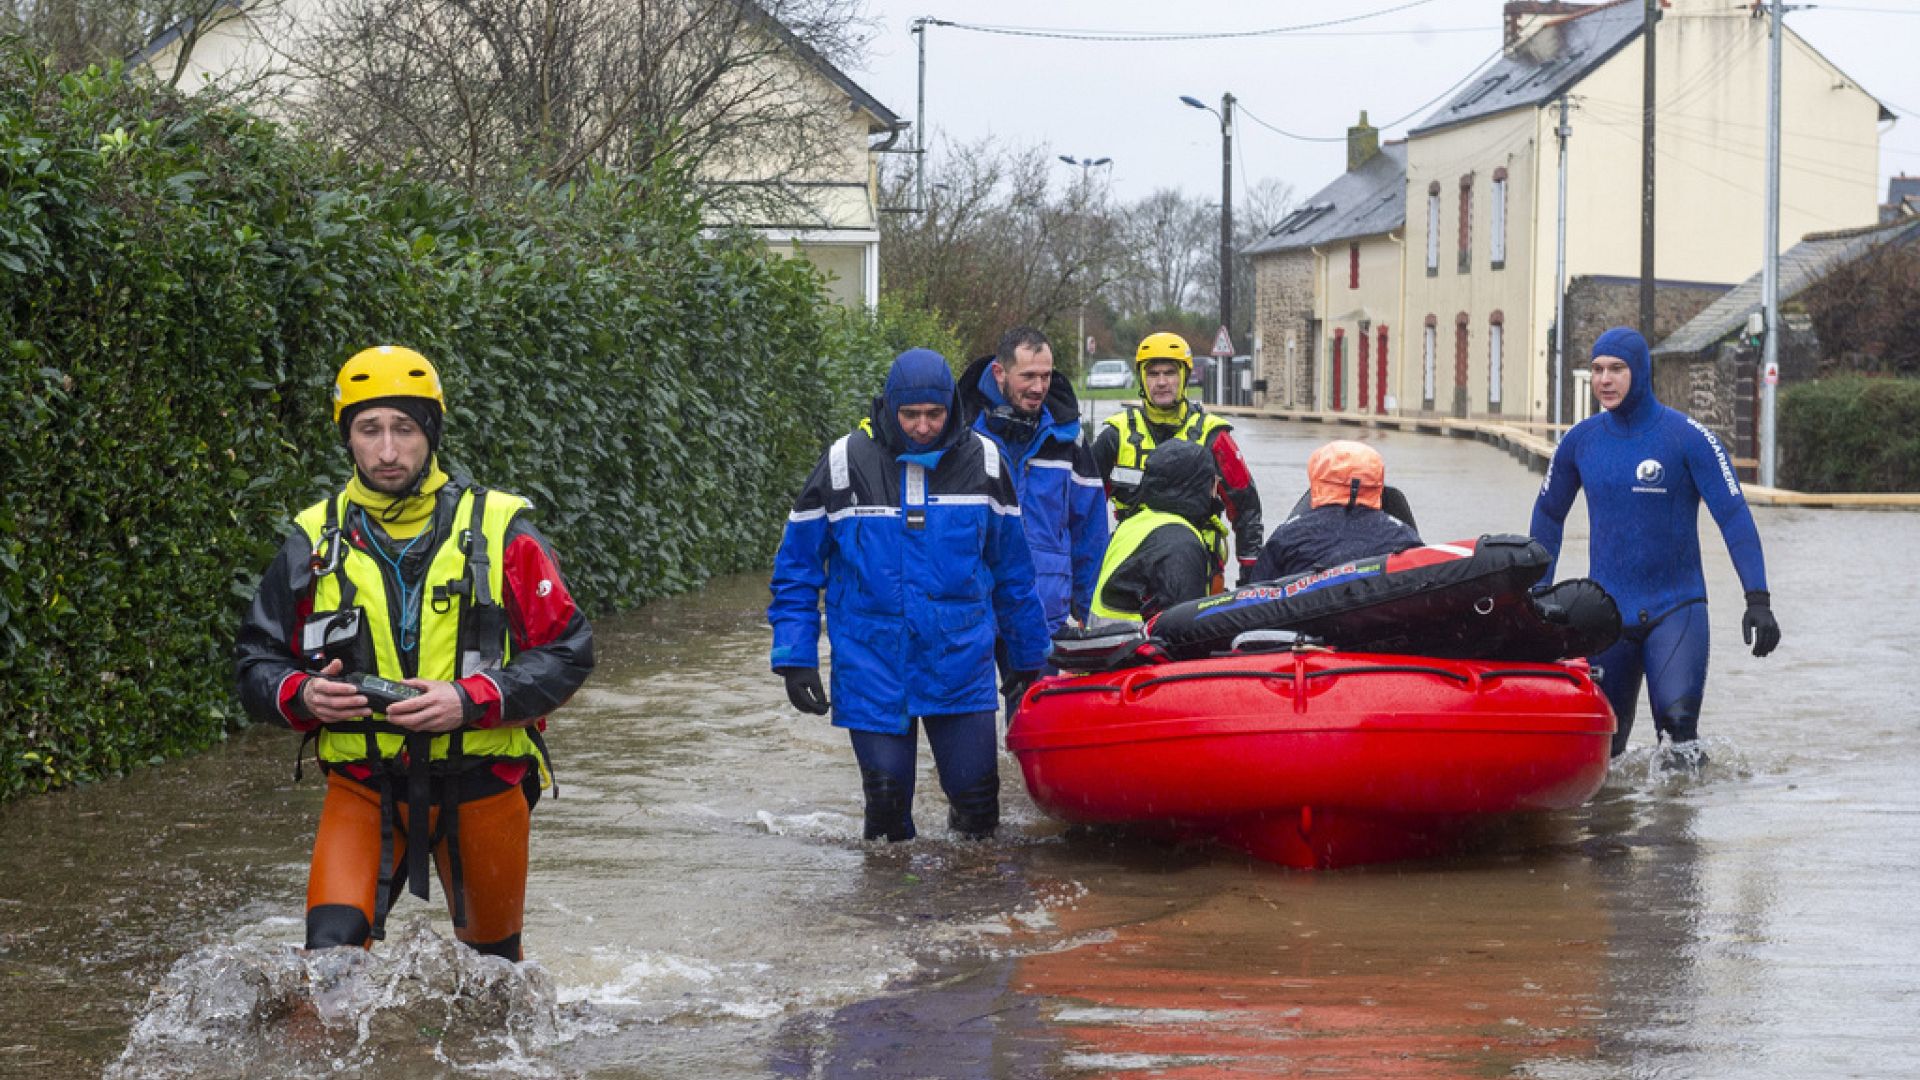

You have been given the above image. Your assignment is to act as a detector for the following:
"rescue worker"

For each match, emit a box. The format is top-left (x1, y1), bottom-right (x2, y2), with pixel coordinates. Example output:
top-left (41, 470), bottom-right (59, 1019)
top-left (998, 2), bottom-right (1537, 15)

top-left (1530, 326), bottom-right (1781, 762)
top-left (1091, 332), bottom-right (1263, 589)
top-left (1249, 440), bottom-right (1423, 582)
top-left (235, 346), bottom-right (594, 961)
top-left (958, 327), bottom-right (1109, 710)
top-left (1090, 439), bottom-right (1218, 623)
top-left (768, 348), bottom-right (1049, 842)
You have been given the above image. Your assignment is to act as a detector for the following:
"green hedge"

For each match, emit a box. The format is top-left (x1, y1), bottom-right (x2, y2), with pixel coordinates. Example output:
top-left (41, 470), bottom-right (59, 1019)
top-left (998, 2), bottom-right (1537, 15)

top-left (1778, 374), bottom-right (1920, 493)
top-left (0, 54), bottom-right (959, 799)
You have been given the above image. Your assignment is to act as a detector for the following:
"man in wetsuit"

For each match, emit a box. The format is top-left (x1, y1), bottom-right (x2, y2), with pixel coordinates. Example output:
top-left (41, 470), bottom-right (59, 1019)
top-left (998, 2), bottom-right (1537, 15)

top-left (1529, 327), bottom-right (1781, 761)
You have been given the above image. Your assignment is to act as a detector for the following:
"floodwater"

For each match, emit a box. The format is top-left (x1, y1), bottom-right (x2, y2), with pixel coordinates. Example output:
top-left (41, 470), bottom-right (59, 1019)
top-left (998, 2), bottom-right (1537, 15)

top-left (3, 415), bottom-right (1917, 1080)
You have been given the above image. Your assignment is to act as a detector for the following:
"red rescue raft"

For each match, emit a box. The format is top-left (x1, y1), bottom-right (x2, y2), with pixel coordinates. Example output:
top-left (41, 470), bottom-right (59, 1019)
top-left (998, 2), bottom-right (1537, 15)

top-left (1006, 648), bottom-right (1614, 869)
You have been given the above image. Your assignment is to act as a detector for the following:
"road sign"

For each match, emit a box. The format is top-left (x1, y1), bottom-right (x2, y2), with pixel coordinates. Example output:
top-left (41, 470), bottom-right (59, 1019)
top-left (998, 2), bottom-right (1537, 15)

top-left (1086, 335), bottom-right (1096, 356)
top-left (1211, 325), bottom-right (1235, 357)
top-left (1763, 361), bottom-right (1779, 387)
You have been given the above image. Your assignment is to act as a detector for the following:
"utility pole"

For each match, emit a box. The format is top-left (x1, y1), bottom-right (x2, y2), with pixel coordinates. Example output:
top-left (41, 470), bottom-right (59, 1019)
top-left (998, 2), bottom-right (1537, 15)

top-left (1220, 92), bottom-right (1236, 341)
top-left (911, 18), bottom-right (928, 212)
top-left (1760, 0), bottom-right (1783, 487)
top-left (1639, 0), bottom-right (1658, 336)
top-left (1059, 155), bottom-right (1114, 371)
top-left (1554, 94), bottom-right (1572, 438)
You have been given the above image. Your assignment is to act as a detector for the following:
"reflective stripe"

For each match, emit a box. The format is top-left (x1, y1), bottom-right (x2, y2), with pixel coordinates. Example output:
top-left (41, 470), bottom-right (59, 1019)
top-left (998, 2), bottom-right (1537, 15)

top-left (976, 433), bottom-right (1001, 479)
top-left (788, 507), bottom-right (827, 523)
top-left (827, 505), bottom-right (900, 522)
top-left (905, 462), bottom-right (926, 507)
top-left (929, 494), bottom-right (990, 505)
top-left (1111, 466), bottom-right (1145, 486)
top-left (1070, 473), bottom-right (1106, 489)
top-left (1429, 543), bottom-right (1475, 557)
top-left (1028, 458), bottom-right (1071, 470)
top-left (829, 435), bottom-right (851, 492)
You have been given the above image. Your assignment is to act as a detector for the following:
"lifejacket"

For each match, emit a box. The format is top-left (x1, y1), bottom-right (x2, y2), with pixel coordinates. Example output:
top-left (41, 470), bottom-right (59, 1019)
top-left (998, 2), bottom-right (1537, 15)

top-left (294, 482), bottom-right (545, 933)
top-left (295, 485), bottom-right (544, 776)
top-left (1090, 508), bottom-right (1206, 622)
top-left (1103, 404), bottom-right (1231, 574)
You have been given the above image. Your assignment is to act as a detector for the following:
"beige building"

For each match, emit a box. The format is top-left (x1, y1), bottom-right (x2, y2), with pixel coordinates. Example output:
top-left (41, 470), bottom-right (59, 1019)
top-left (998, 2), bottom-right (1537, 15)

top-left (129, 1), bottom-right (901, 309)
top-left (1252, 0), bottom-right (1890, 426)
top-left (1247, 121), bottom-right (1407, 414)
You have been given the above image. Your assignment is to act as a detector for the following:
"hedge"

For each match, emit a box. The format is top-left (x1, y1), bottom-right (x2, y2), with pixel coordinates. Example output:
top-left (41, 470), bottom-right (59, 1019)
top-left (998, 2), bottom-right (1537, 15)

top-left (1777, 375), bottom-right (1920, 494)
top-left (0, 53), bottom-right (961, 799)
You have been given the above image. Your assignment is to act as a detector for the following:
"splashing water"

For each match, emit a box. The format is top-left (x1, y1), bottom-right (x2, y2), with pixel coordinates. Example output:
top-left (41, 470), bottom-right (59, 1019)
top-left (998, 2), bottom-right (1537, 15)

top-left (108, 919), bottom-right (597, 1079)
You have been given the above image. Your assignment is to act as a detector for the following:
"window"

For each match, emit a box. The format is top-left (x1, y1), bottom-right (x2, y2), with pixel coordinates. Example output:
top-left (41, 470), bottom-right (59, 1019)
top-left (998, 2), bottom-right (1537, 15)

top-left (1490, 167), bottom-right (1508, 269)
top-left (1349, 242), bottom-right (1360, 289)
top-left (1425, 182), bottom-right (1441, 275)
top-left (1423, 316), bottom-right (1437, 407)
top-left (1331, 329), bottom-right (1345, 412)
top-left (1458, 174), bottom-right (1474, 273)
top-left (1488, 311), bottom-right (1505, 411)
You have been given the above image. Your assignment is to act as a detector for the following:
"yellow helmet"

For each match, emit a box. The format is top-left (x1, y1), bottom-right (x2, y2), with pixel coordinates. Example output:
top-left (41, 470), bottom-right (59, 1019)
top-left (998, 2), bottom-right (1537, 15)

top-left (1134, 332), bottom-right (1193, 382)
top-left (332, 346), bottom-right (446, 423)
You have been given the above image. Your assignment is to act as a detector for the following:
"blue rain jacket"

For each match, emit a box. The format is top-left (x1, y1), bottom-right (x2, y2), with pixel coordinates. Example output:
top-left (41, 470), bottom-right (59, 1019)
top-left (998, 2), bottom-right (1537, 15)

top-left (958, 354), bottom-right (1110, 632)
top-left (769, 352), bottom-right (1049, 734)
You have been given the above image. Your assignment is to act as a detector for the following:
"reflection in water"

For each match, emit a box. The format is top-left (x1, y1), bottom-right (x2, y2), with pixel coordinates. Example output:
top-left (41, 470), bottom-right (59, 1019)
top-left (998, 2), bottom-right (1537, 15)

top-left (3, 419), bottom-right (1918, 1078)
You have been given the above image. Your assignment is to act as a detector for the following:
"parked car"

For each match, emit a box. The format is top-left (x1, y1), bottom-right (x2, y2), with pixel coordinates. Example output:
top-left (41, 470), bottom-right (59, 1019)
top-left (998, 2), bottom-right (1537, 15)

top-left (1085, 359), bottom-right (1133, 389)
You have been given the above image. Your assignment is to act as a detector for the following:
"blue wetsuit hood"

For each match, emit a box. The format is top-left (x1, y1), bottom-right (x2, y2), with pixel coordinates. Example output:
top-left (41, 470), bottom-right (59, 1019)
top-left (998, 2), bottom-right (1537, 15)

top-left (1592, 326), bottom-right (1658, 431)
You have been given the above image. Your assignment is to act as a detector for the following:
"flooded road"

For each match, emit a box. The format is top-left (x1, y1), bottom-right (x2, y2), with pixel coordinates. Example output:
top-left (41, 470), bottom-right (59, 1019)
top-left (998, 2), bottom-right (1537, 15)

top-left (4, 416), bottom-right (1917, 1079)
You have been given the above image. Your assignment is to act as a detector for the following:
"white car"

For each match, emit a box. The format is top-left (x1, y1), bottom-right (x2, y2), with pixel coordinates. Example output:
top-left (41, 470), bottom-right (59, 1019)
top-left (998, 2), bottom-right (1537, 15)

top-left (1085, 359), bottom-right (1133, 389)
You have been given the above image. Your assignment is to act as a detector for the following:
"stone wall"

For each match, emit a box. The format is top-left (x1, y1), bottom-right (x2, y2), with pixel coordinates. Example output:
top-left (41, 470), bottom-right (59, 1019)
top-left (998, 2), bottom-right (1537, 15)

top-left (1555, 275), bottom-right (1729, 425)
top-left (1251, 249), bottom-right (1316, 407)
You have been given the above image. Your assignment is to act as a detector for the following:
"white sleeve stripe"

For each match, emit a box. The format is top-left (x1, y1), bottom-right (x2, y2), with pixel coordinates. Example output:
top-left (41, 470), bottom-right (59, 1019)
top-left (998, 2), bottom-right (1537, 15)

top-left (1070, 474), bottom-right (1105, 488)
top-left (1028, 458), bottom-right (1071, 470)
top-left (991, 499), bottom-right (1022, 516)
top-left (829, 435), bottom-right (851, 491)
top-left (1430, 543), bottom-right (1475, 557)
top-left (788, 507), bottom-right (827, 523)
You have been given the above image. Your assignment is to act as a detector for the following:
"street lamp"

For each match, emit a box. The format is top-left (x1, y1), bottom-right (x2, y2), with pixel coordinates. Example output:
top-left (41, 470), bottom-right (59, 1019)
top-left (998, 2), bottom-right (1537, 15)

top-left (1181, 93), bottom-right (1235, 358)
top-left (1057, 155), bottom-right (1113, 367)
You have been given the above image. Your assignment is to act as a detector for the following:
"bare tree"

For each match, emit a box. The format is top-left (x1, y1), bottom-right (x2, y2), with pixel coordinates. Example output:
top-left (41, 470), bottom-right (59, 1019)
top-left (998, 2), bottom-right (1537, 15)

top-left (287, 0), bottom-right (878, 207)
top-left (1111, 189), bottom-right (1213, 317)
top-left (879, 137), bottom-right (1130, 358)
top-left (0, 0), bottom-right (281, 82)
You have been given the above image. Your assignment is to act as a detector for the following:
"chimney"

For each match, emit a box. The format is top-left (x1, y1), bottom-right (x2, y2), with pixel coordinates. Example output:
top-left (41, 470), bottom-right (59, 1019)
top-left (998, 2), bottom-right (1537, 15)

top-left (1347, 111), bottom-right (1380, 172)
top-left (1504, 1), bottom-right (1595, 51)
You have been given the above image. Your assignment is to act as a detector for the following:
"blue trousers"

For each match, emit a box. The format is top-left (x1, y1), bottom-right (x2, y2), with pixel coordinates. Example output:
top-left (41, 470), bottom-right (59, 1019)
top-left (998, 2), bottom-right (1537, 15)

top-left (1592, 600), bottom-right (1710, 756)
top-left (848, 712), bottom-right (999, 841)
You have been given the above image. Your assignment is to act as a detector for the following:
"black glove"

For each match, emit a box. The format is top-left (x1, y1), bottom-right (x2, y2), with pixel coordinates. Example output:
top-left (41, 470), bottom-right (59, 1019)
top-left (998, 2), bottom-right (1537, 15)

top-left (778, 666), bottom-right (829, 714)
top-left (1235, 560), bottom-right (1259, 590)
top-left (1002, 670), bottom-right (1042, 712)
top-left (1742, 590), bottom-right (1780, 658)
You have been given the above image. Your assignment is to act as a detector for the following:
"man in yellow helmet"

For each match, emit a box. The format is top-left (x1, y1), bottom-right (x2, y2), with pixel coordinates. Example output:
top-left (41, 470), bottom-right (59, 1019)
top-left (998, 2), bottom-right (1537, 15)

top-left (1091, 332), bottom-right (1264, 589)
top-left (235, 346), bottom-right (594, 962)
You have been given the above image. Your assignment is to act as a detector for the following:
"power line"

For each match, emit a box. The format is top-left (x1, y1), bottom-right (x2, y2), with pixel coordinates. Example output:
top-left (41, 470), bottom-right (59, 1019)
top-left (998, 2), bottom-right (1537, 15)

top-left (1236, 47), bottom-right (1505, 142)
top-left (920, 1), bottom-right (1452, 44)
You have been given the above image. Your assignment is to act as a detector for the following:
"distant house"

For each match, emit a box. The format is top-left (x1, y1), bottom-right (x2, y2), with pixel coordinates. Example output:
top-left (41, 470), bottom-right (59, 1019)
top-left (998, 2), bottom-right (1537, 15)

top-left (1248, 0), bottom-right (1892, 425)
top-left (1651, 216), bottom-right (1920, 465)
top-left (1246, 116), bottom-right (1406, 412)
top-left (128, 0), bottom-right (903, 309)
top-left (1881, 175), bottom-right (1920, 224)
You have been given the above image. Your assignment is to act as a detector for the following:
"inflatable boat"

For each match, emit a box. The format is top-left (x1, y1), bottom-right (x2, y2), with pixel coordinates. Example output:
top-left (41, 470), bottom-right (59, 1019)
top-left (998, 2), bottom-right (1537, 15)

top-left (1007, 535), bottom-right (1620, 869)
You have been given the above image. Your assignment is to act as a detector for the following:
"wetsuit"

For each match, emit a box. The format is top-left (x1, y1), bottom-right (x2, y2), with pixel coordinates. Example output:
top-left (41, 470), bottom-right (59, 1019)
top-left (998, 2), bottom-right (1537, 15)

top-left (1529, 327), bottom-right (1770, 754)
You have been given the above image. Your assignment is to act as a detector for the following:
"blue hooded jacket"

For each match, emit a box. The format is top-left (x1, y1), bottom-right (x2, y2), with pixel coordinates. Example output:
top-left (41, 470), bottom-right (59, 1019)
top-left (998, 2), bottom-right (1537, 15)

top-left (1529, 327), bottom-right (1768, 627)
top-left (958, 354), bottom-right (1110, 632)
top-left (768, 349), bottom-right (1050, 733)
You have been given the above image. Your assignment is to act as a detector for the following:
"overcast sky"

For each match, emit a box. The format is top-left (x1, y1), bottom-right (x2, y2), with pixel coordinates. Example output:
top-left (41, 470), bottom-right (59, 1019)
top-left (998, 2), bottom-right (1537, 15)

top-left (847, 0), bottom-right (1920, 217)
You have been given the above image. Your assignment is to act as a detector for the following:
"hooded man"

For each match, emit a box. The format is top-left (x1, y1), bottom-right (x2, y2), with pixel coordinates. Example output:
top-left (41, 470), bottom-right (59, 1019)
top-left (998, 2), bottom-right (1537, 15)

top-left (1089, 439), bottom-right (1218, 623)
top-left (959, 328), bottom-right (1110, 707)
top-left (1530, 326), bottom-right (1781, 762)
top-left (235, 346), bottom-right (595, 962)
top-left (1249, 440), bottom-right (1423, 583)
top-left (769, 348), bottom-right (1049, 842)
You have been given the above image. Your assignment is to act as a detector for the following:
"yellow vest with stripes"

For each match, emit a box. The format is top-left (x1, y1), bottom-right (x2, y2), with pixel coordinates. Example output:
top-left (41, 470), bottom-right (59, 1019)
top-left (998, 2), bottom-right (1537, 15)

top-left (1102, 405), bottom-right (1231, 570)
top-left (294, 486), bottom-right (545, 778)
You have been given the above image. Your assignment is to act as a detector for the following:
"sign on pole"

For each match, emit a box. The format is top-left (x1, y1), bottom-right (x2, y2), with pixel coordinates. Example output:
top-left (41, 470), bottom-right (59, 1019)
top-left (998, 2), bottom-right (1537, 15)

top-left (1763, 361), bottom-right (1779, 387)
top-left (1211, 325), bottom-right (1235, 357)
top-left (1086, 335), bottom-right (1096, 357)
